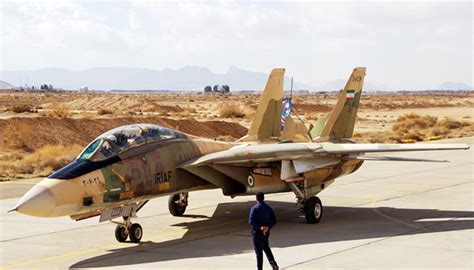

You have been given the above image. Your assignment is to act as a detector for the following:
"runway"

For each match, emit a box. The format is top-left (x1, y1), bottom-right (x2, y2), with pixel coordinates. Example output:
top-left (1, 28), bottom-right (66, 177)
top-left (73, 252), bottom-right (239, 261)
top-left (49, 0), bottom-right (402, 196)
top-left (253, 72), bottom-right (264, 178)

top-left (1, 137), bottom-right (473, 269)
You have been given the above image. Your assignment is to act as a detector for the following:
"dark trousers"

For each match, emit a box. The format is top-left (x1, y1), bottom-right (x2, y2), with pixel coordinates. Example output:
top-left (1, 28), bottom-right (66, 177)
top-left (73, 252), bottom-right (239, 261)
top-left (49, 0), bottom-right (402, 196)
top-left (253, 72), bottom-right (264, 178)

top-left (252, 231), bottom-right (277, 270)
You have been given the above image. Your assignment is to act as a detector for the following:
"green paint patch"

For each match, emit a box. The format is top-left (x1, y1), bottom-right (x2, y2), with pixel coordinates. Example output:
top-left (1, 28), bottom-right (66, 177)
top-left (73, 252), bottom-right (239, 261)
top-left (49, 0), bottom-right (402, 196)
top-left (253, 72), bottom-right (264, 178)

top-left (101, 166), bottom-right (124, 203)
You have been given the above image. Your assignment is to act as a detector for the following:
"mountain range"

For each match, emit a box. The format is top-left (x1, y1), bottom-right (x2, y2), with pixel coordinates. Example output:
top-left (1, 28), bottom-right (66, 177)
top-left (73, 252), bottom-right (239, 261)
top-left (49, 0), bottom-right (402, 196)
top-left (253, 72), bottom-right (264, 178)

top-left (1, 66), bottom-right (472, 91)
top-left (436, 81), bottom-right (473, 91)
top-left (0, 80), bottom-right (14, 90)
top-left (0, 66), bottom-right (312, 91)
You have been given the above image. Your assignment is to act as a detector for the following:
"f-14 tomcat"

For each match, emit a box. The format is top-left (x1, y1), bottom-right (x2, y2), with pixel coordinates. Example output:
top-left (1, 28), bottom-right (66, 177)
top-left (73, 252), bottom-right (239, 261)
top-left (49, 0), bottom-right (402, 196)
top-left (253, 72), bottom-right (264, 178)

top-left (11, 67), bottom-right (469, 243)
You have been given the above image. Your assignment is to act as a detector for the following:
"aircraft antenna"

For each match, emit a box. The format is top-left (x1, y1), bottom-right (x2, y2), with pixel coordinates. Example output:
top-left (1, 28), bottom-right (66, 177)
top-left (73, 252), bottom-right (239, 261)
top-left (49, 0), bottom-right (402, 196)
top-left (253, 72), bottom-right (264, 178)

top-left (288, 76), bottom-right (307, 126)
top-left (290, 76), bottom-right (293, 99)
top-left (292, 108), bottom-right (306, 125)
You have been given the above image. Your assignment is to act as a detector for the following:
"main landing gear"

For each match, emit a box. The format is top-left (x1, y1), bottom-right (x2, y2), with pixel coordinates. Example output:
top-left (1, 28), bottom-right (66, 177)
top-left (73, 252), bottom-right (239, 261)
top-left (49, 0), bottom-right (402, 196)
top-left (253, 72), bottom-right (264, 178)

top-left (303, 196), bottom-right (323, 224)
top-left (168, 192), bottom-right (188, 216)
top-left (288, 182), bottom-right (323, 224)
top-left (114, 216), bottom-right (143, 243)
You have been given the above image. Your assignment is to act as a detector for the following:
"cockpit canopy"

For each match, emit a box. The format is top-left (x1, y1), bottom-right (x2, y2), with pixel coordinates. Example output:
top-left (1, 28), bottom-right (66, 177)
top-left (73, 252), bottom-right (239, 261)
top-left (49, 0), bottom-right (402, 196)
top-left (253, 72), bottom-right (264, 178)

top-left (78, 124), bottom-right (180, 161)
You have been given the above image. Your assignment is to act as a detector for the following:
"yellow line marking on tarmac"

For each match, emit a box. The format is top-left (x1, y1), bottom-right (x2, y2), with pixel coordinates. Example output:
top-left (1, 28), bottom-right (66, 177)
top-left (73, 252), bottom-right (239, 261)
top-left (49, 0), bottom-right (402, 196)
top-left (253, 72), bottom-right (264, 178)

top-left (3, 192), bottom-right (291, 269)
top-left (3, 207), bottom-right (296, 270)
top-left (2, 216), bottom-right (250, 269)
top-left (3, 245), bottom-right (114, 270)
top-left (2, 228), bottom-right (183, 270)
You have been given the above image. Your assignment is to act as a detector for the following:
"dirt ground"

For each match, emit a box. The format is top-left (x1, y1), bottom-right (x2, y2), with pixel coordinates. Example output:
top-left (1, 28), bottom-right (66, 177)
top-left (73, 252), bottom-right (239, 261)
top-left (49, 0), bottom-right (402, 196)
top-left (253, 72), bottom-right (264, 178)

top-left (0, 90), bottom-right (472, 180)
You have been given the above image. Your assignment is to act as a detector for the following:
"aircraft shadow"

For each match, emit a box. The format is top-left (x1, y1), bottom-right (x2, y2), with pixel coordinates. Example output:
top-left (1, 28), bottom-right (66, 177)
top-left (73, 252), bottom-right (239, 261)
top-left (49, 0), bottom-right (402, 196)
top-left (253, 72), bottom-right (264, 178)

top-left (71, 200), bottom-right (474, 269)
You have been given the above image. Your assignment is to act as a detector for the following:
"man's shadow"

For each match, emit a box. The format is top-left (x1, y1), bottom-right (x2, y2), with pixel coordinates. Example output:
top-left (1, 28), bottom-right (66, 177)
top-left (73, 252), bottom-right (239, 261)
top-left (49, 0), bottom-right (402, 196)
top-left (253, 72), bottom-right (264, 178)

top-left (71, 200), bottom-right (474, 268)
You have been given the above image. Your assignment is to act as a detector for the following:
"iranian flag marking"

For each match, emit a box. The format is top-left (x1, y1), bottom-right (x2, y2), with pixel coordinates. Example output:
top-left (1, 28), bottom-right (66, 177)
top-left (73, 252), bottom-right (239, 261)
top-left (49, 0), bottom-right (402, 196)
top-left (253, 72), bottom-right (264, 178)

top-left (346, 90), bottom-right (355, 101)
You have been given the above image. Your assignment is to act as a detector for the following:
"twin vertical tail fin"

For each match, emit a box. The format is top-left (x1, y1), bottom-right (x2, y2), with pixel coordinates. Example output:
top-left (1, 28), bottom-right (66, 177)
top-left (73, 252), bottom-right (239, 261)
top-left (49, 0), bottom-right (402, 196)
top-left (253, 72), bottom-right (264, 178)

top-left (242, 68), bottom-right (285, 141)
top-left (319, 67), bottom-right (366, 141)
top-left (241, 67), bottom-right (365, 142)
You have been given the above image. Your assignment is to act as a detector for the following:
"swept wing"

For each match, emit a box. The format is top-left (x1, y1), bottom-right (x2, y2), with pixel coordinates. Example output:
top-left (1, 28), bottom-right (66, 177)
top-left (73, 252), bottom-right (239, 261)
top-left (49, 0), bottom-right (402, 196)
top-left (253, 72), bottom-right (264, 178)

top-left (181, 142), bottom-right (469, 167)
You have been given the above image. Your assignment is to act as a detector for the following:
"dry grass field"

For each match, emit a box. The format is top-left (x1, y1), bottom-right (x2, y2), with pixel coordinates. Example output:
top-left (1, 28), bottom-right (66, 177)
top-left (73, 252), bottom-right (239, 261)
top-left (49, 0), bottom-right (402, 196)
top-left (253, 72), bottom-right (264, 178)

top-left (0, 91), bottom-right (472, 181)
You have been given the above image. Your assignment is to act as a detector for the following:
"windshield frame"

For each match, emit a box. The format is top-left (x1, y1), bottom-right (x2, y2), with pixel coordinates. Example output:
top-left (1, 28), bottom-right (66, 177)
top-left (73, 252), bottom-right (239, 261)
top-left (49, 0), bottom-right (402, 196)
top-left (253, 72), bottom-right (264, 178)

top-left (76, 124), bottom-right (180, 162)
top-left (77, 139), bottom-right (103, 160)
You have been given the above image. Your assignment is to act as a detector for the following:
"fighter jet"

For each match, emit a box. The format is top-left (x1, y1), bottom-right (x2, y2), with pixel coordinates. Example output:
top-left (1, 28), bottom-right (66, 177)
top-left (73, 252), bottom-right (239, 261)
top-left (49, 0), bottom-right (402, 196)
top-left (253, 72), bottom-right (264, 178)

top-left (10, 67), bottom-right (469, 243)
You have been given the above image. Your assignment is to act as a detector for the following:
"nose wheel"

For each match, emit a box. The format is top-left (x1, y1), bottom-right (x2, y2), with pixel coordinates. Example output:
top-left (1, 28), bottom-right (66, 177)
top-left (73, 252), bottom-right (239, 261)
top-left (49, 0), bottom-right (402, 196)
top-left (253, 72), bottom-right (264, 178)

top-left (129, 223), bottom-right (143, 243)
top-left (115, 225), bottom-right (129, 242)
top-left (113, 216), bottom-right (143, 243)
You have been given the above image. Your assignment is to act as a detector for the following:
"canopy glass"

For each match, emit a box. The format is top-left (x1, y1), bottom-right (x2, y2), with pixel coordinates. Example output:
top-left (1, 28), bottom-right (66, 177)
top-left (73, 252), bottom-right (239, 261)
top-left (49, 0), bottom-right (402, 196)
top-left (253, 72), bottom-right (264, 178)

top-left (77, 124), bottom-right (177, 161)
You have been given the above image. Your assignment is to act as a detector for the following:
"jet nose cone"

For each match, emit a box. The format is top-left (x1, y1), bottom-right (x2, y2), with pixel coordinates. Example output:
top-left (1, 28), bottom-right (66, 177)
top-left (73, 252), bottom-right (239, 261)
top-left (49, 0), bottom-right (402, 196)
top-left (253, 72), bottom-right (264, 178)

top-left (15, 184), bottom-right (55, 217)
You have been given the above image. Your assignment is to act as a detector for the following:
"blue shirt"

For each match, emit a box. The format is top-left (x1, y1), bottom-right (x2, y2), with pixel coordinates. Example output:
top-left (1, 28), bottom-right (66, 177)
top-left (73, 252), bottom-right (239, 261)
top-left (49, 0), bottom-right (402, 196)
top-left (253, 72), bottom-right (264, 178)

top-left (249, 201), bottom-right (277, 233)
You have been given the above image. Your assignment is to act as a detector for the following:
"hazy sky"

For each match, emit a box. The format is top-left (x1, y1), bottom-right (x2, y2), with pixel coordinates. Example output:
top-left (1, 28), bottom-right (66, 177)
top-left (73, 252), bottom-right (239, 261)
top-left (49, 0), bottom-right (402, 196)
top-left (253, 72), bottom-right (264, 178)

top-left (1, 0), bottom-right (472, 89)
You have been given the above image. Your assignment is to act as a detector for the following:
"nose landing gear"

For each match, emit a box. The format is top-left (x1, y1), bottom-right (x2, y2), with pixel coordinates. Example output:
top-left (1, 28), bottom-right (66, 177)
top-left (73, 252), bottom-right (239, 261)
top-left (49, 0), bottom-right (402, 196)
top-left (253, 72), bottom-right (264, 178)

top-left (113, 216), bottom-right (143, 243)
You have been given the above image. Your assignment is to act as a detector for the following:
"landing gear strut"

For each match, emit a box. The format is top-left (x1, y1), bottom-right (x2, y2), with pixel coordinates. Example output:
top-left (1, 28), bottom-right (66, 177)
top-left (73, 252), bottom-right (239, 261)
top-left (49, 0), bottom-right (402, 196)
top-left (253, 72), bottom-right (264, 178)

top-left (113, 216), bottom-right (143, 243)
top-left (168, 192), bottom-right (188, 216)
top-left (288, 182), bottom-right (324, 224)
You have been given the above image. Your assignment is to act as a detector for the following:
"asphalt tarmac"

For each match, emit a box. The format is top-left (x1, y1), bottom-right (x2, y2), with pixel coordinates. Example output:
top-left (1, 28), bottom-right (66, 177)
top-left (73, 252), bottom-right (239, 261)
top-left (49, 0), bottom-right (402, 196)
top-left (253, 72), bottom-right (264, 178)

top-left (1, 137), bottom-right (473, 269)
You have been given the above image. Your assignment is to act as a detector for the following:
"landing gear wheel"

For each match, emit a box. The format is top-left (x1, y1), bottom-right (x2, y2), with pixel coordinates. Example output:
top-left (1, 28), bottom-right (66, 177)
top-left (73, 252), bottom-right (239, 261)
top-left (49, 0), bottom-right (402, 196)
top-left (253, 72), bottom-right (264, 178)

top-left (168, 193), bottom-right (188, 216)
top-left (115, 225), bottom-right (128, 242)
top-left (304, 196), bottom-right (323, 224)
top-left (129, 223), bottom-right (143, 243)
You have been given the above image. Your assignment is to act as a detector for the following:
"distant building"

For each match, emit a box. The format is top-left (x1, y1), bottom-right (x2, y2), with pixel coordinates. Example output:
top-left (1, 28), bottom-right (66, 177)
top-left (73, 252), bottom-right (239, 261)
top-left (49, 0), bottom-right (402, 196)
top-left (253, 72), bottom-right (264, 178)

top-left (221, 85), bottom-right (230, 93)
top-left (40, 84), bottom-right (52, 91)
top-left (204, 85), bottom-right (212, 93)
top-left (205, 84), bottom-right (230, 94)
top-left (80, 86), bottom-right (89, 93)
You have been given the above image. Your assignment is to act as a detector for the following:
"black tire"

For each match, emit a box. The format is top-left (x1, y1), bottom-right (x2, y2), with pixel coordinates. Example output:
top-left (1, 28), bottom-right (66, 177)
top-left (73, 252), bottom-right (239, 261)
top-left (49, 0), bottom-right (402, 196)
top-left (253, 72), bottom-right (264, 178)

top-left (115, 225), bottom-right (128, 242)
top-left (304, 196), bottom-right (323, 224)
top-left (168, 194), bottom-right (186, 216)
top-left (129, 223), bottom-right (143, 243)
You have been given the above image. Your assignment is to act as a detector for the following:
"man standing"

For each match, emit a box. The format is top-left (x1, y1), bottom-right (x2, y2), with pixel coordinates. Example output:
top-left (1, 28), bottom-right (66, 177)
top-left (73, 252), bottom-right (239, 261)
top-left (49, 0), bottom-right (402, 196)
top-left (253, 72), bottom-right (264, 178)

top-left (249, 192), bottom-right (279, 270)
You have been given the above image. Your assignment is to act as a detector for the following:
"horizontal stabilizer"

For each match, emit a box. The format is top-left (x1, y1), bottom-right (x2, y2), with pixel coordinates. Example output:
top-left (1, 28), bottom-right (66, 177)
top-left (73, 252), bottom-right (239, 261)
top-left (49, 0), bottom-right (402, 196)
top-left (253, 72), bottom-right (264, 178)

top-left (346, 155), bottom-right (448, 162)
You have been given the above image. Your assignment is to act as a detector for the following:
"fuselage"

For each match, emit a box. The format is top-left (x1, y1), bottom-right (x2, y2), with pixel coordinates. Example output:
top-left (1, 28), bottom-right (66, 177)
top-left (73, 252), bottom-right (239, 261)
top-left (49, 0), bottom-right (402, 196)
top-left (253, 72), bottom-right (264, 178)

top-left (14, 124), bottom-right (363, 218)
